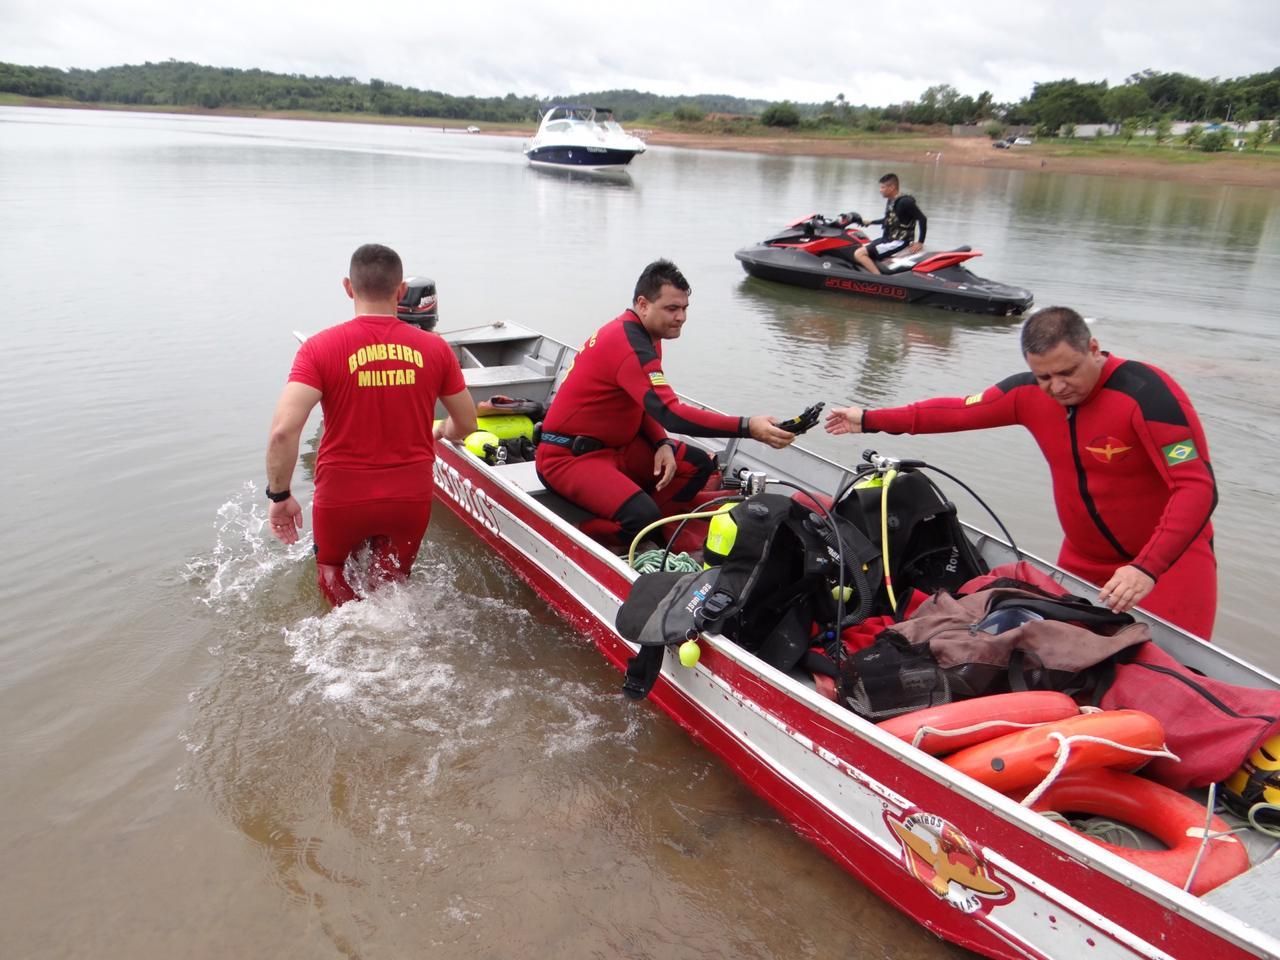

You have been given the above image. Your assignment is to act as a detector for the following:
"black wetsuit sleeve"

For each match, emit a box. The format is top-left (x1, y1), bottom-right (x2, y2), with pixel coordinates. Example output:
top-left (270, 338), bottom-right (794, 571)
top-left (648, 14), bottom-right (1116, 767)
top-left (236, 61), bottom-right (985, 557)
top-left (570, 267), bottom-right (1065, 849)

top-left (896, 196), bottom-right (926, 242)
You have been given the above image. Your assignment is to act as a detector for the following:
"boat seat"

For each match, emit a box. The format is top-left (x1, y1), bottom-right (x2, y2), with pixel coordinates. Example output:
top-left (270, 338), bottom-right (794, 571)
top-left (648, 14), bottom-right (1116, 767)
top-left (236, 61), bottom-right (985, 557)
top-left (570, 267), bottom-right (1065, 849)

top-left (491, 459), bottom-right (612, 533)
top-left (496, 459), bottom-right (545, 494)
top-left (464, 365), bottom-right (556, 390)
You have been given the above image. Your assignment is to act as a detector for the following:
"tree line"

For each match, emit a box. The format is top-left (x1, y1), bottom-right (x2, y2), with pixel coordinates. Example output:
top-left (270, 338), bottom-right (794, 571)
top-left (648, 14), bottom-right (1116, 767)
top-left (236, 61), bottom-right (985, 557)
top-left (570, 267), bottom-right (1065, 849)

top-left (0, 60), bottom-right (765, 122)
top-left (762, 68), bottom-right (1279, 134)
top-left (1, 60), bottom-right (1276, 135)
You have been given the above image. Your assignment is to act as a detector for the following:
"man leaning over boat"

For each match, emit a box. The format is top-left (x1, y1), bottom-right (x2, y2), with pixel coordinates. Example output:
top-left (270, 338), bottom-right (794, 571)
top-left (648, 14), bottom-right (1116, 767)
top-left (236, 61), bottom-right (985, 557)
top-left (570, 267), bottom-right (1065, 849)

top-left (534, 259), bottom-right (795, 548)
top-left (824, 306), bottom-right (1218, 639)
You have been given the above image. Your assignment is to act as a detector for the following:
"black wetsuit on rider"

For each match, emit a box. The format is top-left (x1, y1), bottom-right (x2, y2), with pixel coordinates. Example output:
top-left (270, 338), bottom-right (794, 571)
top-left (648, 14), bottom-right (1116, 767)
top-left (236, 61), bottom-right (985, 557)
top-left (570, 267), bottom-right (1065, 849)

top-left (865, 195), bottom-right (928, 261)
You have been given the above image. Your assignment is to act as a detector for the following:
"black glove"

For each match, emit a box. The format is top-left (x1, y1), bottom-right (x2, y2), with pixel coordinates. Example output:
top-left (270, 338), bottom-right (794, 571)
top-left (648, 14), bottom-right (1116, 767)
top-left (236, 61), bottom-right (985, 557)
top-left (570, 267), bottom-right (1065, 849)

top-left (777, 402), bottom-right (825, 435)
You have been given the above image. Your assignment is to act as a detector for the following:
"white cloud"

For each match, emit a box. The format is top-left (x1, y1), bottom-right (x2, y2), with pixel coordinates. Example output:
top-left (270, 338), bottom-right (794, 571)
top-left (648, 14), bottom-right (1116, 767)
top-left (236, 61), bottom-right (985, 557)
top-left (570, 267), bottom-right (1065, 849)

top-left (1, 0), bottom-right (1275, 105)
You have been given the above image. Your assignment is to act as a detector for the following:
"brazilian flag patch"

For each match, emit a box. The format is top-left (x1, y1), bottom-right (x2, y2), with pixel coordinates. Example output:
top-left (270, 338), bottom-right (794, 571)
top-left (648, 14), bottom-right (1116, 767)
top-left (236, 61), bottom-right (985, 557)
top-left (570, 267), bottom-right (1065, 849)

top-left (1162, 439), bottom-right (1198, 466)
top-left (964, 393), bottom-right (983, 406)
top-left (648, 371), bottom-right (668, 386)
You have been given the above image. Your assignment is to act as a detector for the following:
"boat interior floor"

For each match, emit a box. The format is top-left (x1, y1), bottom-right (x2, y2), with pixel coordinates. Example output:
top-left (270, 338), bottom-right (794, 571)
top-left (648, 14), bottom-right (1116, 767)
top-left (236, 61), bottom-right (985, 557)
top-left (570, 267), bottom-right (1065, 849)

top-left (1205, 831), bottom-right (1280, 928)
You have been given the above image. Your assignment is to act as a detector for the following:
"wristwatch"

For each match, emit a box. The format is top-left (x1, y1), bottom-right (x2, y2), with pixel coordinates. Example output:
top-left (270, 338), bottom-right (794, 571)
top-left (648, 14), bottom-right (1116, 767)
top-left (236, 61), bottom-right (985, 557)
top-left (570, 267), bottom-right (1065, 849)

top-left (265, 486), bottom-right (291, 503)
top-left (657, 438), bottom-right (678, 451)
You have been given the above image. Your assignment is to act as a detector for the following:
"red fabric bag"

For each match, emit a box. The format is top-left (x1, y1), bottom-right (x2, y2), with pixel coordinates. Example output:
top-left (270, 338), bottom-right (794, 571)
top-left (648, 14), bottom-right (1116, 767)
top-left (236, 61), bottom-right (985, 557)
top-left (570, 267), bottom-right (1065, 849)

top-left (958, 561), bottom-right (1072, 599)
top-left (1099, 642), bottom-right (1280, 789)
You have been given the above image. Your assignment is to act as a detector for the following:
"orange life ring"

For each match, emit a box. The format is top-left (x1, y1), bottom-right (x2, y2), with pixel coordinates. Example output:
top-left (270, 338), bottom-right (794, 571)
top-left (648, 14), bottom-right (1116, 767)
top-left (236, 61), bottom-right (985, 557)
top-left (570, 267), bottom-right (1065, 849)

top-left (1026, 768), bottom-right (1250, 895)
top-left (944, 709), bottom-right (1165, 792)
top-left (878, 691), bottom-right (1080, 756)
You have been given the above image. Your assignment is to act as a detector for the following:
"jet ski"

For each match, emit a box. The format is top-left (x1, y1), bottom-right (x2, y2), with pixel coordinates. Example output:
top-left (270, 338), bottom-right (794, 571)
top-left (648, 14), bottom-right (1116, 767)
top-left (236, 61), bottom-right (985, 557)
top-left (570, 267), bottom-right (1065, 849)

top-left (735, 213), bottom-right (1033, 316)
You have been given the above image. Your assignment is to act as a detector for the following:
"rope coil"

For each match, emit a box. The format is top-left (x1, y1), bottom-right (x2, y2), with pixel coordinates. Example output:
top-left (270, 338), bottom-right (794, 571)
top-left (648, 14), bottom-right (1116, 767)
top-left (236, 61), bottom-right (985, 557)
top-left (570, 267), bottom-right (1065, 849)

top-left (1020, 732), bottom-right (1180, 808)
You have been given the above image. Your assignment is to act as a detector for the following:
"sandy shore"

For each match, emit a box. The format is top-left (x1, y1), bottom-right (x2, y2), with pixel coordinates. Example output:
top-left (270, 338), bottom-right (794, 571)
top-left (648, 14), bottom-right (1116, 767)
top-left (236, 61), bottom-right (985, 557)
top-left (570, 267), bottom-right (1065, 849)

top-left (478, 123), bottom-right (1278, 188)
top-left (630, 130), bottom-right (1280, 189)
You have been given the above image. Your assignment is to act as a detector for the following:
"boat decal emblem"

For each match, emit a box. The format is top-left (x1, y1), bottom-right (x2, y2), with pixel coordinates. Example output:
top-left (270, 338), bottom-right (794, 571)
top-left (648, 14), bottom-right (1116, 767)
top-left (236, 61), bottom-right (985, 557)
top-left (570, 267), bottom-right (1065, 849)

top-left (433, 458), bottom-right (501, 535)
top-left (885, 810), bottom-right (1013, 915)
top-left (1086, 436), bottom-right (1133, 464)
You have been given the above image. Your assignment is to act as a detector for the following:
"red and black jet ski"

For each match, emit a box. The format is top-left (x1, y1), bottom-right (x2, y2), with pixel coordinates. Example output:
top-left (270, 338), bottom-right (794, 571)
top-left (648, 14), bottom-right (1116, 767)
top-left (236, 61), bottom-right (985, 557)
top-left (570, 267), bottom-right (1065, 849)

top-left (735, 213), bottom-right (1033, 316)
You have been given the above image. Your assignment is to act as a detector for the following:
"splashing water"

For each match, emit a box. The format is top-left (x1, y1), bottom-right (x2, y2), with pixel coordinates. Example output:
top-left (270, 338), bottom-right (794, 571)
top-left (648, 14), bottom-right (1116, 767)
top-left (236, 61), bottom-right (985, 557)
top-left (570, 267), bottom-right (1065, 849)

top-left (183, 481), bottom-right (315, 614)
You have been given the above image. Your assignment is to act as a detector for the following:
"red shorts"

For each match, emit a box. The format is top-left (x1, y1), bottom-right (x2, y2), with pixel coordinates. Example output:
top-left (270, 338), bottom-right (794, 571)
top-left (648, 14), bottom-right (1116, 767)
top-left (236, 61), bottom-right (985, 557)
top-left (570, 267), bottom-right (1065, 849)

top-left (1058, 535), bottom-right (1217, 640)
top-left (311, 498), bottom-right (432, 605)
top-left (535, 435), bottom-right (711, 519)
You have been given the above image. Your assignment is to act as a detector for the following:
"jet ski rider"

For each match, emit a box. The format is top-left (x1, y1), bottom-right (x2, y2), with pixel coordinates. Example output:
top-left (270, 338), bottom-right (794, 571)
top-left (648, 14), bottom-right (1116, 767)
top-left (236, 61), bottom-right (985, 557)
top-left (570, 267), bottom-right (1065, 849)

top-left (852, 172), bottom-right (927, 276)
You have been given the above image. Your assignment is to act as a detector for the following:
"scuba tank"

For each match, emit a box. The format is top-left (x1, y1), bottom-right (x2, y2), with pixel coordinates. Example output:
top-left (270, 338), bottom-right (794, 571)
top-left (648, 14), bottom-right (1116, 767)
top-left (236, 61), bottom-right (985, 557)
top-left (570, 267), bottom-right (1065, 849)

top-left (702, 503), bottom-right (739, 568)
top-left (464, 431), bottom-right (505, 465)
top-left (475, 414), bottom-right (535, 443)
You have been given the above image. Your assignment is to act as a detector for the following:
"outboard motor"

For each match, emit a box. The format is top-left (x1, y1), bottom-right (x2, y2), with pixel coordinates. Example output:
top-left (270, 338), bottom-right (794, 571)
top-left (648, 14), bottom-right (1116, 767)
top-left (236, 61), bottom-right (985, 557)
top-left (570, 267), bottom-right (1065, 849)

top-left (397, 276), bottom-right (438, 330)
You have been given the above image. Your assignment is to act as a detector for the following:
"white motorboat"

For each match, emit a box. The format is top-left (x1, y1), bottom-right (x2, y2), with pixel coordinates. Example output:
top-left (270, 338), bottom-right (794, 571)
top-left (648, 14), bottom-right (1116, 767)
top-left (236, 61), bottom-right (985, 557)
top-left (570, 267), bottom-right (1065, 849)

top-left (522, 105), bottom-right (646, 169)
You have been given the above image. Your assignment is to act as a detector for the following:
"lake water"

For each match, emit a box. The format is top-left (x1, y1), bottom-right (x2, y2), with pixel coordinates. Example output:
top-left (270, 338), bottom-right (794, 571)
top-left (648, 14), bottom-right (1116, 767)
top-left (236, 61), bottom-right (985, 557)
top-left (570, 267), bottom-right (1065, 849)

top-left (1, 106), bottom-right (1277, 959)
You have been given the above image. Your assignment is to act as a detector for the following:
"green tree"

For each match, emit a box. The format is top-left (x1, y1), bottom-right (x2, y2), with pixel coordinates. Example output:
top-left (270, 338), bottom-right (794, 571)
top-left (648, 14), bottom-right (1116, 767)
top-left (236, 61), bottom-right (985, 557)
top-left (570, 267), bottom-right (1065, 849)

top-left (1247, 122), bottom-right (1272, 150)
top-left (1061, 123), bottom-right (1076, 139)
top-left (1022, 78), bottom-right (1107, 131)
top-left (761, 101), bottom-right (801, 127)
top-left (1154, 116), bottom-right (1173, 144)
top-left (1182, 123), bottom-right (1204, 148)
top-left (984, 121), bottom-right (1005, 140)
top-left (673, 104), bottom-right (704, 122)
top-left (1120, 118), bottom-right (1139, 143)
top-left (1200, 129), bottom-right (1230, 152)
top-left (1102, 84), bottom-right (1152, 125)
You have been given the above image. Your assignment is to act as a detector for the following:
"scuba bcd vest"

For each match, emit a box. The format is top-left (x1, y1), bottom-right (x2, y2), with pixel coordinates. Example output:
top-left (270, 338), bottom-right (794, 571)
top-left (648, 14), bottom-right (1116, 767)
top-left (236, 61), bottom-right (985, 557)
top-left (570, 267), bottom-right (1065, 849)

top-left (835, 468), bottom-right (987, 616)
top-left (615, 493), bottom-right (882, 698)
top-left (695, 494), bottom-right (882, 671)
top-left (615, 467), bottom-right (990, 700)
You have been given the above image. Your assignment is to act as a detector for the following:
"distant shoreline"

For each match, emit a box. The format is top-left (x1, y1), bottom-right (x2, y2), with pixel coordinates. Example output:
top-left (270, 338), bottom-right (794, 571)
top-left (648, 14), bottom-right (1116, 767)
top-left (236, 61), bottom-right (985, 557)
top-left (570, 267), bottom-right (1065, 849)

top-left (6, 97), bottom-right (1278, 189)
top-left (638, 129), bottom-right (1280, 189)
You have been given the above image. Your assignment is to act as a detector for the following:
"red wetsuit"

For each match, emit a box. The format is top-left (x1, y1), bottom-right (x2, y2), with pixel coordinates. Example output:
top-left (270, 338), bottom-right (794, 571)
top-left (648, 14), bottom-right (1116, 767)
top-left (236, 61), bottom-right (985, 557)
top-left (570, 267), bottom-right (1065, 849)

top-left (535, 310), bottom-right (748, 536)
top-left (289, 314), bottom-right (465, 603)
top-left (864, 354), bottom-right (1217, 638)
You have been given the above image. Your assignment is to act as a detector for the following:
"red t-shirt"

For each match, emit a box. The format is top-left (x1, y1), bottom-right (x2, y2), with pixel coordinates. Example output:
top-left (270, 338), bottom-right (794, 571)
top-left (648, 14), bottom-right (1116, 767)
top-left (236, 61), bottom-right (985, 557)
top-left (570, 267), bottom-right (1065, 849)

top-left (289, 314), bottom-right (465, 506)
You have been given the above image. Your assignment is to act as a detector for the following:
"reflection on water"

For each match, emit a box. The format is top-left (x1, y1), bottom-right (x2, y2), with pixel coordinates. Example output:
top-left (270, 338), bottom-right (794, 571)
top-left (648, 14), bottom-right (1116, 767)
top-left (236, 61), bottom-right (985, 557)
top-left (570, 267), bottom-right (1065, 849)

top-left (525, 163), bottom-right (636, 190)
top-left (1012, 175), bottom-right (1275, 255)
top-left (729, 276), bottom-right (1019, 407)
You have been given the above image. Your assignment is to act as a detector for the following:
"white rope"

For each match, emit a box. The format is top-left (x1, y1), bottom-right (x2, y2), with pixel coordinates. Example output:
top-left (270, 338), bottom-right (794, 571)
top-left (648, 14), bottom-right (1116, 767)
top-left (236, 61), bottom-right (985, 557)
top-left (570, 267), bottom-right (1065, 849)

top-left (910, 718), bottom-right (1064, 750)
top-left (1247, 802), bottom-right (1280, 839)
top-left (1041, 810), bottom-right (1143, 848)
top-left (631, 549), bottom-right (702, 574)
top-left (1020, 732), bottom-right (1180, 808)
top-left (1182, 782), bottom-right (1219, 892)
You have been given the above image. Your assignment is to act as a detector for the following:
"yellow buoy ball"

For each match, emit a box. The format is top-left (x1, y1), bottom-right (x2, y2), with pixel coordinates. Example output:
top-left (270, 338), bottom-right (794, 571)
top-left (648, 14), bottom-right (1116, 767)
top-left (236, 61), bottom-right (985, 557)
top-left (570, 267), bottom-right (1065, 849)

top-left (678, 639), bottom-right (701, 668)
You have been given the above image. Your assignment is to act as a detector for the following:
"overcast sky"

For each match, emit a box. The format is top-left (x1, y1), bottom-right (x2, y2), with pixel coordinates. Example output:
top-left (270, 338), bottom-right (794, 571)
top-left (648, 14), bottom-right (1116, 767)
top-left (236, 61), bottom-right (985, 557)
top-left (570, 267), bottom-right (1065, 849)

top-left (2, 0), bottom-right (1276, 106)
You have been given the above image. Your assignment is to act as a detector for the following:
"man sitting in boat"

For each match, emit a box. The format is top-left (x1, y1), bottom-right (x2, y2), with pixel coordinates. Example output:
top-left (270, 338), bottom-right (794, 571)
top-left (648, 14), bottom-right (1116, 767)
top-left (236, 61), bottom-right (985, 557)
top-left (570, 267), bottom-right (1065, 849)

top-left (823, 306), bottom-right (1218, 639)
top-left (535, 259), bottom-right (796, 548)
top-left (852, 172), bottom-right (927, 276)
